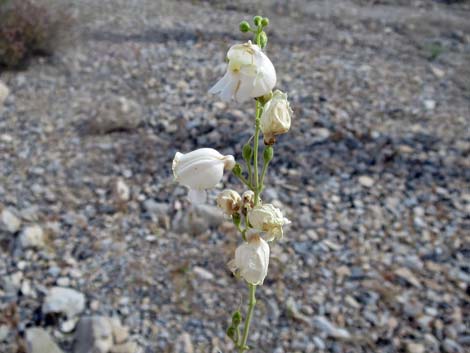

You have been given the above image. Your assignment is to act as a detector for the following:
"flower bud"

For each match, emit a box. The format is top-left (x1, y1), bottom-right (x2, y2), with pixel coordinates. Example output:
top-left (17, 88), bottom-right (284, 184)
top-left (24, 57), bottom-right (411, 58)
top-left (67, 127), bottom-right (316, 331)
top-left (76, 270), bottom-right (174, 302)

top-left (172, 148), bottom-right (235, 203)
top-left (242, 143), bottom-right (253, 162)
top-left (226, 326), bottom-right (236, 340)
top-left (253, 16), bottom-right (262, 26)
top-left (232, 163), bottom-right (242, 177)
top-left (261, 17), bottom-right (269, 27)
top-left (242, 190), bottom-right (256, 210)
top-left (209, 41), bottom-right (276, 103)
top-left (259, 31), bottom-right (268, 49)
top-left (248, 204), bottom-right (291, 241)
top-left (260, 90), bottom-right (292, 145)
top-left (217, 189), bottom-right (242, 216)
top-left (229, 234), bottom-right (270, 285)
top-left (239, 20), bottom-right (251, 33)
top-left (263, 146), bottom-right (273, 164)
top-left (232, 311), bottom-right (242, 326)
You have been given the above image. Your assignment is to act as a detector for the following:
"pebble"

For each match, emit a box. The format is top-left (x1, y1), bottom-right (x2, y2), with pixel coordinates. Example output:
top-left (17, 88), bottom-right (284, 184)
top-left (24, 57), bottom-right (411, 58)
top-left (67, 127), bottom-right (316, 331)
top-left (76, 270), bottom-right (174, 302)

top-left (74, 316), bottom-right (113, 353)
top-left (19, 225), bottom-right (46, 249)
top-left (174, 332), bottom-right (194, 353)
top-left (358, 176), bottom-right (375, 188)
top-left (406, 342), bottom-right (425, 353)
top-left (42, 287), bottom-right (86, 318)
top-left (312, 316), bottom-right (351, 339)
top-left (0, 208), bottom-right (21, 233)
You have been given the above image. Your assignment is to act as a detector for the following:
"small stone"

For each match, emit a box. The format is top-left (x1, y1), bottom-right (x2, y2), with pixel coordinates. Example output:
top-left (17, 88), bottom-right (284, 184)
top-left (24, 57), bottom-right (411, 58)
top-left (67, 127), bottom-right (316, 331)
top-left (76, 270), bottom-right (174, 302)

top-left (193, 266), bottom-right (214, 280)
top-left (442, 338), bottom-right (463, 353)
top-left (394, 267), bottom-right (422, 288)
top-left (26, 327), bottom-right (64, 353)
top-left (406, 342), bottom-right (425, 353)
top-left (430, 66), bottom-right (445, 78)
top-left (424, 99), bottom-right (436, 110)
top-left (0, 80), bottom-right (9, 106)
top-left (1, 208), bottom-right (21, 233)
top-left (42, 287), bottom-right (86, 318)
top-left (19, 225), bottom-right (46, 249)
top-left (0, 324), bottom-right (10, 341)
top-left (116, 179), bottom-right (130, 202)
top-left (358, 176), bottom-right (374, 188)
top-left (174, 332), bottom-right (194, 353)
top-left (312, 316), bottom-right (351, 339)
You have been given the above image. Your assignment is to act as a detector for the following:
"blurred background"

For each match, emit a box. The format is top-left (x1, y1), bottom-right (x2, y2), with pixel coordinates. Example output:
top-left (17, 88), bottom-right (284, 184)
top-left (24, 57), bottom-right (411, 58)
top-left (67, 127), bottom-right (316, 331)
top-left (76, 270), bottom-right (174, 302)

top-left (0, 0), bottom-right (469, 352)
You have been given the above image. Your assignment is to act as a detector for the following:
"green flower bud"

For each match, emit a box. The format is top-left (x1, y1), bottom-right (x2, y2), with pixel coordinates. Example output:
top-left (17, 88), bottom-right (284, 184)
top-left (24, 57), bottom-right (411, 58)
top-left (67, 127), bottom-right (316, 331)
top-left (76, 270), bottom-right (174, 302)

top-left (242, 143), bottom-right (253, 162)
top-left (239, 20), bottom-right (251, 33)
top-left (232, 163), bottom-right (243, 177)
top-left (259, 31), bottom-right (268, 49)
top-left (263, 146), bottom-right (274, 163)
top-left (232, 311), bottom-right (242, 326)
top-left (226, 326), bottom-right (236, 340)
top-left (253, 15), bottom-right (262, 26)
top-left (261, 17), bottom-right (269, 27)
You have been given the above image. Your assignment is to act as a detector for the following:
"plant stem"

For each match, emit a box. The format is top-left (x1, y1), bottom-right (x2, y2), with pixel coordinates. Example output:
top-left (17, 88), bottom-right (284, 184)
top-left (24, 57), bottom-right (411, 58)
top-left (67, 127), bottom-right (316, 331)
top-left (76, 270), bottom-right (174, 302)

top-left (234, 173), bottom-right (253, 190)
top-left (259, 151), bottom-right (271, 192)
top-left (253, 101), bottom-right (262, 206)
top-left (238, 284), bottom-right (257, 352)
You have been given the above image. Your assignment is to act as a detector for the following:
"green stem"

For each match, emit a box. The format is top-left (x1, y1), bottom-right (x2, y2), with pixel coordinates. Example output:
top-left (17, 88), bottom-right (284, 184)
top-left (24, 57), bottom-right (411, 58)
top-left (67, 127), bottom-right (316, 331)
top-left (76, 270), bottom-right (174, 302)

top-left (234, 173), bottom-right (252, 190)
top-left (259, 156), bottom-right (270, 192)
top-left (253, 101), bottom-right (262, 206)
top-left (238, 284), bottom-right (257, 352)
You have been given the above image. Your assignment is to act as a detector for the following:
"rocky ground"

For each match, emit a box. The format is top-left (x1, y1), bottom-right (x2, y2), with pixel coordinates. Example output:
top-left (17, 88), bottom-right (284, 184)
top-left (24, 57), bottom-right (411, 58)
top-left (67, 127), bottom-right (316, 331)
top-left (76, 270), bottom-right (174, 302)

top-left (0, 0), bottom-right (469, 352)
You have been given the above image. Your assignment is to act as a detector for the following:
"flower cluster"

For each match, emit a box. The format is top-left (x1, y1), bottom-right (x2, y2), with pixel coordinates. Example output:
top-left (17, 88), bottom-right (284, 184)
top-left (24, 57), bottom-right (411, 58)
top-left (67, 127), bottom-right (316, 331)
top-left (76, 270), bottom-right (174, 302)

top-left (171, 15), bottom-right (292, 352)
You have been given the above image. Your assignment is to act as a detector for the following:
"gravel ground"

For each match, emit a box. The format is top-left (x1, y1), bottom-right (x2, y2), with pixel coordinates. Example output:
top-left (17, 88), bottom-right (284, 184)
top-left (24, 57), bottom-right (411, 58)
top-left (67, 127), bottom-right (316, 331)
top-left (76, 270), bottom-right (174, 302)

top-left (1, 0), bottom-right (469, 352)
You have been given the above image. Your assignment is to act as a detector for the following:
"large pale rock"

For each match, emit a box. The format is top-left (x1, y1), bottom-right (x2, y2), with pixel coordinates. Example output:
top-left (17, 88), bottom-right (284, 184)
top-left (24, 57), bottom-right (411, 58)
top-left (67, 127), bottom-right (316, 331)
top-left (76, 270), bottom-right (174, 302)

top-left (74, 316), bottom-right (113, 353)
top-left (42, 287), bottom-right (86, 318)
top-left (25, 328), bottom-right (63, 353)
top-left (85, 96), bottom-right (142, 134)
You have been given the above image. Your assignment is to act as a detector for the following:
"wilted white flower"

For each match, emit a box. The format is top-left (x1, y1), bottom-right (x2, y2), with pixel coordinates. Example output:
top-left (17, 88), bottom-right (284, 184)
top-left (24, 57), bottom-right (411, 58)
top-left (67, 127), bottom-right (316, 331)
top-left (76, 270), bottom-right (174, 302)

top-left (260, 90), bottom-right (292, 145)
top-left (242, 190), bottom-right (256, 210)
top-left (248, 204), bottom-right (291, 241)
top-left (0, 81), bottom-right (10, 107)
top-left (217, 189), bottom-right (242, 215)
top-left (229, 234), bottom-right (270, 285)
top-left (209, 41), bottom-right (276, 103)
top-left (172, 148), bottom-right (235, 203)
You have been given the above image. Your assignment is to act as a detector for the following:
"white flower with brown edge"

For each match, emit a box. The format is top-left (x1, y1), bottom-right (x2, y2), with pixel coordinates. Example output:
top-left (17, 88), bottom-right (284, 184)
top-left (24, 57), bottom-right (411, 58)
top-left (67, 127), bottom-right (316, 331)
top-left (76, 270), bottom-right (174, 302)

top-left (209, 41), bottom-right (276, 103)
top-left (248, 203), bottom-right (290, 241)
top-left (172, 148), bottom-right (235, 203)
top-left (260, 90), bottom-right (292, 145)
top-left (217, 189), bottom-right (242, 216)
top-left (229, 233), bottom-right (270, 285)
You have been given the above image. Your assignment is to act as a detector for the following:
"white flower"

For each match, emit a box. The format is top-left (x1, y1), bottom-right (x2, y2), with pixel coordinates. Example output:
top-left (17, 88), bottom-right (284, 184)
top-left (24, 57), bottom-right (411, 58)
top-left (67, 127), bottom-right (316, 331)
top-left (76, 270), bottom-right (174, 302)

top-left (260, 90), bottom-right (292, 145)
top-left (172, 148), bottom-right (235, 203)
top-left (217, 189), bottom-right (242, 215)
top-left (242, 190), bottom-right (256, 210)
top-left (209, 41), bottom-right (276, 103)
top-left (248, 204), bottom-right (291, 241)
top-left (229, 234), bottom-right (270, 285)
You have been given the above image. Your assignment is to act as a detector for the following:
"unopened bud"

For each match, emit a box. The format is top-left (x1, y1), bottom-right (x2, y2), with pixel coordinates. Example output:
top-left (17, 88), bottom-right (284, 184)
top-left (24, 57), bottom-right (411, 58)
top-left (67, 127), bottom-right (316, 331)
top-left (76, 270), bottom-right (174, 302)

top-left (253, 16), bottom-right (262, 26)
top-left (260, 90), bottom-right (292, 145)
top-left (232, 163), bottom-right (242, 177)
top-left (232, 311), bottom-right (242, 326)
top-left (261, 17), bottom-right (269, 27)
top-left (263, 146), bottom-right (274, 164)
top-left (226, 326), bottom-right (236, 340)
top-left (242, 143), bottom-right (253, 162)
top-left (259, 31), bottom-right (268, 49)
top-left (239, 20), bottom-right (251, 33)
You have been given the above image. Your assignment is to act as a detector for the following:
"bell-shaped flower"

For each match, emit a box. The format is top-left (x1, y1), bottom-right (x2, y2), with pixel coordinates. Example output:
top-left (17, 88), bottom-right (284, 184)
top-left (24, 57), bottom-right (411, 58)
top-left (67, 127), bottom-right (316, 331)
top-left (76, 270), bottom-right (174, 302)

top-left (260, 90), bottom-right (292, 145)
top-left (242, 190), bottom-right (256, 210)
top-left (172, 148), bottom-right (235, 203)
top-left (248, 203), bottom-right (291, 241)
top-left (229, 234), bottom-right (270, 285)
top-left (209, 41), bottom-right (276, 103)
top-left (217, 189), bottom-right (242, 216)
